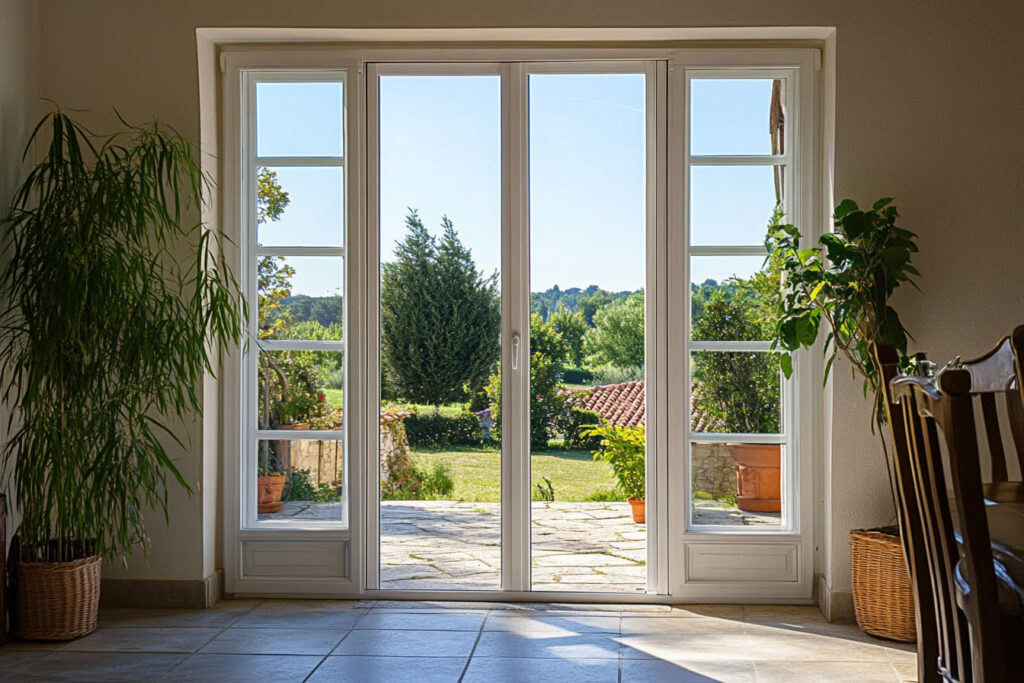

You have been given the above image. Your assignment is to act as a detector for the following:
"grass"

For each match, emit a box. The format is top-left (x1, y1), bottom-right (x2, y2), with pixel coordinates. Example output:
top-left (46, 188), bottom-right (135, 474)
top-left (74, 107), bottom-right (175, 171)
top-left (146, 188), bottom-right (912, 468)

top-left (317, 392), bottom-right (469, 419)
top-left (412, 446), bottom-right (621, 502)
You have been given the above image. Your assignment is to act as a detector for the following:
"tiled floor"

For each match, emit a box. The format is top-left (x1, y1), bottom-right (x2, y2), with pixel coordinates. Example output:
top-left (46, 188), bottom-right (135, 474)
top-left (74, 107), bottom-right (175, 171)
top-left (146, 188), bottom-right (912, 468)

top-left (0, 600), bottom-right (916, 682)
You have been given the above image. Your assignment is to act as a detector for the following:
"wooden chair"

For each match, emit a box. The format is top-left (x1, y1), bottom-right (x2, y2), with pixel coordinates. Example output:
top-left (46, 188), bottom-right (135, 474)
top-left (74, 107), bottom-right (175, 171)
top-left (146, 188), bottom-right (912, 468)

top-left (877, 344), bottom-right (940, 682)
top-left (956, 332), bottom-right (1024, 490)
top-left (891, 364), bottom-right (1023, 682)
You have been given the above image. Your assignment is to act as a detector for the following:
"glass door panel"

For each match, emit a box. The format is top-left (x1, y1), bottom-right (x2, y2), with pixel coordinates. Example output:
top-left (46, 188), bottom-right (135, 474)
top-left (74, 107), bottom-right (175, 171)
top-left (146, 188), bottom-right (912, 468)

top-left (377, 73), bottom-right (503, 589)
top-left (528, 71), bottom-right (648, 592)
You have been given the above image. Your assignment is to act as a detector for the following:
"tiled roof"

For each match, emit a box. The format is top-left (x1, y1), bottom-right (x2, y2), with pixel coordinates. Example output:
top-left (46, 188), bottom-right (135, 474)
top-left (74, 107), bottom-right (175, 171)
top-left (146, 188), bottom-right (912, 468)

top-left (566, 380), bottom-right (723, 431)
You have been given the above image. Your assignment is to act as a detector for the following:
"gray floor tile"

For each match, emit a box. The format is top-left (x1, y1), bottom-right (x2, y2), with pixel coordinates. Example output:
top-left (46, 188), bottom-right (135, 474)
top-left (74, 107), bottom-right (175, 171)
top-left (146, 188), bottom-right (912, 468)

top-left (159, 653), bottom-right (322, 682)
top-left (331, 629), bottom-right (478, 658)
top-left (472, 631), bottom-right (621, 659)
top-left (462, 656), bottom-right (619, 683)
top-left (355, 611), bottom-right (486, 631)
top-left (620, 615), bottom-right (748, 635)
top-left (308, 655), bottom-right (467, 682)
top-left (98, 607), bottom-right (249, 629)
top-left (484, 614), bottom-right (620, 634)
top-left (199, 627), bottom-right (346, 655)
top-left (232, 608), bottom-right (364, 629)
top-left (754, 660), bottom-right (903, 681)
top-left (621, 658), bottom-right (757, 682)
top-left (62, 627), bottom-right (221, 653)
top-left (4, 651), bottom-right (186, 682)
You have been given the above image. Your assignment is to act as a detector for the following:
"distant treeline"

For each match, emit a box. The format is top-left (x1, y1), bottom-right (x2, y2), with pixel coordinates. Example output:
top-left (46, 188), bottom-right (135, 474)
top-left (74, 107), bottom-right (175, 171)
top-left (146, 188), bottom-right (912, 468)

top-left (531, 285), bottom-right (640, 326)
top-left (279, 280), bottom-right (732, 330)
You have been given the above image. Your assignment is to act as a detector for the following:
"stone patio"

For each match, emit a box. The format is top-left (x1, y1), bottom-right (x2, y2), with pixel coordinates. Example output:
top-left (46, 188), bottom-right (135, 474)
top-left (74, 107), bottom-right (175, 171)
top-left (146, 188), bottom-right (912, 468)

top-left (261, 500), bottom-right (779, 591)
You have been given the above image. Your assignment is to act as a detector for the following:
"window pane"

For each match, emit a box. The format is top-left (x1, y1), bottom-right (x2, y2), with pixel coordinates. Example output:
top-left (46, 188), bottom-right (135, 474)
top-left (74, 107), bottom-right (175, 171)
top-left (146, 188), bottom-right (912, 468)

top-left (691, 352), bottom-right (782, 434)
top-left (690, 165), bottom-right (783, 246)
top-left (691, 442), bottom-right (783, 528)
top-left (256, 437), bottom-right (344, 523)
top-left (690, 256), bottom-right (775, 340)
top-left (256, 81), bottom-right (343, 157)
top-left (255, 350), bottom-right (343, 430)
top-left (257, 166), bottom-right (343, 248)
top-left (258, 257), bottom-right (343, 341)
top-left (690, 78), bottom-right (782, 156)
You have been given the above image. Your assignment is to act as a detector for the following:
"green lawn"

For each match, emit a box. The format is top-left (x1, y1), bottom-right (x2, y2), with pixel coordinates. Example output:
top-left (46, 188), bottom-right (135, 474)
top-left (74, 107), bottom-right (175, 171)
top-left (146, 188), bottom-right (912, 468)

top-left (413, 446), bottom-right (621, 502)
top-left (319, 393), bottom-right (468, 420)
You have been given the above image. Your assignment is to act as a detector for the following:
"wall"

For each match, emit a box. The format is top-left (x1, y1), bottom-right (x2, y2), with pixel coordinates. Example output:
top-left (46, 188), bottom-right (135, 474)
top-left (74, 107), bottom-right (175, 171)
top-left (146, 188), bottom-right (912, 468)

top-left (28, 1), bottom-right (1024, 611)
top-left (0, 0), bottom-right (37, 554)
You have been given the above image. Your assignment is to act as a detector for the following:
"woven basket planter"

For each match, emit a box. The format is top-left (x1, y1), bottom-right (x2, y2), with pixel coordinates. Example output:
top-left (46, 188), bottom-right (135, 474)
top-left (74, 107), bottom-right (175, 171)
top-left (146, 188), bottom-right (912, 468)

top-left (15, 555), bottom-right (101, 640)
top-left (850, 526), bottom-right (916, 642)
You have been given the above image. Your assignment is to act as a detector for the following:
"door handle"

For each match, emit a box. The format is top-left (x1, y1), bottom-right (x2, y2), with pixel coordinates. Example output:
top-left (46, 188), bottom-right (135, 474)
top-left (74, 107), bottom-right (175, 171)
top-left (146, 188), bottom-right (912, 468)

top-left (511, 333), bottom-right (521, 371)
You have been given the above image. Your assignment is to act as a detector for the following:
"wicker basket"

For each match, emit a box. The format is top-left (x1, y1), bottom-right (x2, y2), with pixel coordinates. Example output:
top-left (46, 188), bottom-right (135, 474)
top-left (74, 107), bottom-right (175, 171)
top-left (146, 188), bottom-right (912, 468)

top-left (850, 526), bottom-right (916, 642)
top-left (15, 555), bottom-right (101, 640)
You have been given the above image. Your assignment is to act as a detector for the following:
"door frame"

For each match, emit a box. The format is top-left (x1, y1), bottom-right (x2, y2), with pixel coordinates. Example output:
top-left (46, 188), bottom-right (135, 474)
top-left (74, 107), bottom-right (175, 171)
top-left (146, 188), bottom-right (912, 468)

top-left (218, 44), bottom-right (823, 602)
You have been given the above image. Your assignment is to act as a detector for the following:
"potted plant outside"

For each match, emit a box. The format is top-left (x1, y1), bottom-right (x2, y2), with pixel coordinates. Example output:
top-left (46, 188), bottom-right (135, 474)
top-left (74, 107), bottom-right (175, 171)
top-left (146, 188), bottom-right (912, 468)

top-left (691, 267), bottom-right (783, 513)
top-left (766, 197), bottom-right (920, 641)
top-left (0, 112), bottom-right (243, 640)
top-left (585, 424), bottom-right (646, 523)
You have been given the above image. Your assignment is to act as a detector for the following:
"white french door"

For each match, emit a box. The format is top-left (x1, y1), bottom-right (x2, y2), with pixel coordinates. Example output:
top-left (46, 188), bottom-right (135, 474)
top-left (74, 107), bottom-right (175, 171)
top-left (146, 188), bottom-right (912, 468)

top-left (365, 61), bottom-right (661, 595)
top-left (221, 47), bottom-right (820, 602)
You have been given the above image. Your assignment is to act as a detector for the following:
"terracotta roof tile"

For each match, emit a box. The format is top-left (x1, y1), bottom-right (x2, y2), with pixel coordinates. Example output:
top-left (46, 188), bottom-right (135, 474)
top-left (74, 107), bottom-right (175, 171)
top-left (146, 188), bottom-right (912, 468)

top-left (566, 380), bottom-right (723, 431)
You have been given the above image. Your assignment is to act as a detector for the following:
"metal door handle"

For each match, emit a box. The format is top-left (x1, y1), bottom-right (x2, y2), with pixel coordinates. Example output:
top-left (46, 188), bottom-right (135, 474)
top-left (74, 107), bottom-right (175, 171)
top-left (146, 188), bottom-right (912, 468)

top-left (511, 333), bottom-right (520, 371)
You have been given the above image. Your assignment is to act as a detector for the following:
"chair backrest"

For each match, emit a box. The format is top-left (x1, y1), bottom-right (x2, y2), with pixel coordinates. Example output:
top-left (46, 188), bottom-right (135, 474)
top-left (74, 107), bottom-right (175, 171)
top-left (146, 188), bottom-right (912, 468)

top-left (891, 368), bottom-right (1009, 682)
top-left (876, 345), bottom-right (941, 682)
top-left (957, 334), bottom-right (1024, 483)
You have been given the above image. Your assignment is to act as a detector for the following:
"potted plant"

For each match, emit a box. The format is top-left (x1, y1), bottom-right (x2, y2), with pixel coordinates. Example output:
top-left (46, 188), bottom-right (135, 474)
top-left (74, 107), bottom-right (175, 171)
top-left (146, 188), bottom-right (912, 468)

top-left (585, 424), bottom-right (646, 522)
top-left (691, 273), bottom-right (783, 513)
top-left (0, 111), bottom-right (242, 640)
top-left (766, 197), bottom-right (920, 640)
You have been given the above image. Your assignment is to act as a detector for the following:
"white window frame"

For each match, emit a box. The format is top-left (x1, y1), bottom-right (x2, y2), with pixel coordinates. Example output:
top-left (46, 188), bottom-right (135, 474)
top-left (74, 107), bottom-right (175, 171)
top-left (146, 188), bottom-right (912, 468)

top-left (668, 48), bottom-right (820, 600)
top-left (218, 43), bottom-right (822, 603)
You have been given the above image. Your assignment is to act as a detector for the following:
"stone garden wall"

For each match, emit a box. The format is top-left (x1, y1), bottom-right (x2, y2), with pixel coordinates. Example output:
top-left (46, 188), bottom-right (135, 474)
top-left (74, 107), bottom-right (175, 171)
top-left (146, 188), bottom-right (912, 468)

top-left (281, 413), bottom-right (411, 489)
top-left (691, 442), bottom-right (737, 499)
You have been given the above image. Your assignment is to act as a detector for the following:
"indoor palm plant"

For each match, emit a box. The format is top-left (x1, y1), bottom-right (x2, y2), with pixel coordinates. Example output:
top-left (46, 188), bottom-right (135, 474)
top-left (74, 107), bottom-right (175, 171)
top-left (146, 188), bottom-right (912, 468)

top-left (766, 197), bottom-right (920, 640)
top-left (0, 111), bottom-right (242, 639)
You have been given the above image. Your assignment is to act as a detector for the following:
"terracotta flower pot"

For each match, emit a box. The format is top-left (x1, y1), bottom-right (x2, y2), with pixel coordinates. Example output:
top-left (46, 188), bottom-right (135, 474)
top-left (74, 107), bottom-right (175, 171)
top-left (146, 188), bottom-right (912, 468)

top-left (258, 474), bottom-right (286, 513)
top-left (628, 497), bottom-right (646, 524)
top-left (727, 443), bottom-right (781, 513)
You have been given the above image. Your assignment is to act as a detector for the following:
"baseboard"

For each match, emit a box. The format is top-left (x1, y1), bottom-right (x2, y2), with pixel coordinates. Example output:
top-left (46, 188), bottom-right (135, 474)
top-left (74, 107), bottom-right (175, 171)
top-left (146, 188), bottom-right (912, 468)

top-left (101, 569), bottom-right (223, 609)
top-left (815, 573), bottom-right (854, 623)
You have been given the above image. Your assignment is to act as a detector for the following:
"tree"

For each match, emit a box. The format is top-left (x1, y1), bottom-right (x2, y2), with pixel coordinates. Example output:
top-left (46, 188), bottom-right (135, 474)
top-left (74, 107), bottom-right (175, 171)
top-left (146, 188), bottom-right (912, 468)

top-left (550, 305), bottom-right (587, 368)
top-left (256, 167), bottom-right (292, 338)
top-left (691, 276), bottom-right (780, 434)
top-left (486, 313), bottom-right (568, 449)
top-left (585, 292), bottom-right (645, 375)
top-left (381, 211), bottom-right (500, 405)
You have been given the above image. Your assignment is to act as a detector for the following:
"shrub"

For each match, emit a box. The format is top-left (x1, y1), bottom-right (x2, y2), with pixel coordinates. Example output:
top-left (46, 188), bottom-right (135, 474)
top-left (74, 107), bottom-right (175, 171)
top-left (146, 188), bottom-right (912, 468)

top-left (381, 459), bottom-right (456, 500)
top-left (421, 461), bottom-right (456, 498)
top-left (584, 424), bottom-right (646, 500)
top-left (404, 411), bottom-right (483, 448)
top-left (284, 469), bottom-right (340, 502)
top-left (559, 367), bottom-right (594, 385)
top-left (534, 477), bottom-right (555, 502)
top-left (556, 406), bottom-right (605, 450)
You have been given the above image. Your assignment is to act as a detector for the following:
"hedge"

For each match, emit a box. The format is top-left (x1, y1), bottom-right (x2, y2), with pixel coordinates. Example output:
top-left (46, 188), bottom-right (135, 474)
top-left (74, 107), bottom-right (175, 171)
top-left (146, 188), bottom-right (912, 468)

top-left (404, 411), bottom-right (484, 448)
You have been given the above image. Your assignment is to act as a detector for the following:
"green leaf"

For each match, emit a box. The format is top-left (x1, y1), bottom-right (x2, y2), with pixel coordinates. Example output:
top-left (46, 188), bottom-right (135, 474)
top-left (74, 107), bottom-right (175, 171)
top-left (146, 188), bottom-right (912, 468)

top-left (872, 197), bottom-right (894, 211)
top-left (780, 353), bottom-right (794, 378)
top-left (834, 198), bottom-right (859, 219)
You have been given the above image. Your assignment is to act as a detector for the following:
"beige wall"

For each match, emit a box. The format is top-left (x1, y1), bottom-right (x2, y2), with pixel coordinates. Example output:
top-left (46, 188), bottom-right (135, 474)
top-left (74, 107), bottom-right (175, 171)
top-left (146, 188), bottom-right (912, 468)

top-left (0, 0), bottom-right (37, 554)
top-left (26, 1), bottom-right (1024, 604)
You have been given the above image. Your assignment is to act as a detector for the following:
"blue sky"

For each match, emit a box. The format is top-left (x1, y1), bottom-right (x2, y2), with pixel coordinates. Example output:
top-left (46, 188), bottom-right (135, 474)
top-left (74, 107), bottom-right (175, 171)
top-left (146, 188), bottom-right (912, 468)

top-left (256, 76), bottom-right (778, 297)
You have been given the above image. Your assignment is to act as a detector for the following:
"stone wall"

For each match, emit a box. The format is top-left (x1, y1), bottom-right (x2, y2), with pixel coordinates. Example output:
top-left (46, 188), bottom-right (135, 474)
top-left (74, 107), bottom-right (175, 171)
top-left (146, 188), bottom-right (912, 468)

top-left (279, 418), bottom-right (412, 491)
top-left (692, 442), bottom-right (737, 499)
